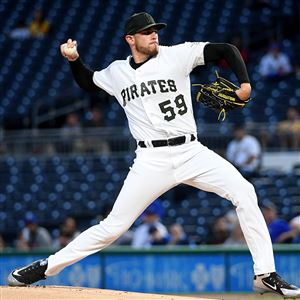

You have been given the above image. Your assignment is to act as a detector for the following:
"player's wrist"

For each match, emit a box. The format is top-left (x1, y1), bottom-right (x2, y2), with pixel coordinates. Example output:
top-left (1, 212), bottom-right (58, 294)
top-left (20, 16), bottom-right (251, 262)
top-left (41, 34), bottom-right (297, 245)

top-left (67, 54), bottom-right (79, 62)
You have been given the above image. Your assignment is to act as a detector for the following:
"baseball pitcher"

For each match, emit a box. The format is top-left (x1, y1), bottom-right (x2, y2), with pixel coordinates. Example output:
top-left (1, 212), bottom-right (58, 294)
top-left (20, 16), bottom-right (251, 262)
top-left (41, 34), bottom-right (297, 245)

top-left (8, 12), bottom-right (300, 298)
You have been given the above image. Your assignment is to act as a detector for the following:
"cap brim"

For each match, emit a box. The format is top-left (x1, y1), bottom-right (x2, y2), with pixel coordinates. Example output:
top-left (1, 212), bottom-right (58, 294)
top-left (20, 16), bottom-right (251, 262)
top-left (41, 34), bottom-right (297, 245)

top-left (137, 23), bottom-right (167, 33)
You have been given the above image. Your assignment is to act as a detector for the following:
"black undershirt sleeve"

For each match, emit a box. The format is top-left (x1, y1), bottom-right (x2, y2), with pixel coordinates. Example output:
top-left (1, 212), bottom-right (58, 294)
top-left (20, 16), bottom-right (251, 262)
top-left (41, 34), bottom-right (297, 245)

top-left (69, 58), bottom-right (101, 92)
top-left (203, 43), bottom-right (250, 84)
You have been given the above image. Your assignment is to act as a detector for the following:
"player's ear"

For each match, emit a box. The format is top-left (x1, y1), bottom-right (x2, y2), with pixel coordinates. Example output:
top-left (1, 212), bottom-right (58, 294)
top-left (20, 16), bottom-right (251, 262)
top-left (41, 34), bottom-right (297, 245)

top-left (125, 34), bottom-right (134, 46)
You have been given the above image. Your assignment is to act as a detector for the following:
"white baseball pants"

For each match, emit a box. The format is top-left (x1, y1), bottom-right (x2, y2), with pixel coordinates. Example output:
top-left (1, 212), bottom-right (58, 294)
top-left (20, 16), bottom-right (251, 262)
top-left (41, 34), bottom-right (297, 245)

top-left (45, 140), bottom-right (275, 276)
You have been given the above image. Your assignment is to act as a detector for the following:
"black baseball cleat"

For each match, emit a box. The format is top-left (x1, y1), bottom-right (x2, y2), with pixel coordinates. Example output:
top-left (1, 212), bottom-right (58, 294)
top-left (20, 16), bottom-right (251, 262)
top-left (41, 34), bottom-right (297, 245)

top-left (7, 258), bottom-right (48, 286)
top-left (253, 272), bottom-right (300, 298)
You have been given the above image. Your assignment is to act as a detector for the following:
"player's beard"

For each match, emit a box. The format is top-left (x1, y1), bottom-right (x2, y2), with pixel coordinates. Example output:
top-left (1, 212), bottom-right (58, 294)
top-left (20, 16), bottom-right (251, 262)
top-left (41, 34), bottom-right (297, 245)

top-left (136, 42), bottom-right (159, 56)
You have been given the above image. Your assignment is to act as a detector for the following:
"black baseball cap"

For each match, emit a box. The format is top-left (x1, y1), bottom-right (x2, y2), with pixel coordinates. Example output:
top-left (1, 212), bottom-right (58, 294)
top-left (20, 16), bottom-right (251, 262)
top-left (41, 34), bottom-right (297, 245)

top-left (124, 12), bottom-right (167, 35)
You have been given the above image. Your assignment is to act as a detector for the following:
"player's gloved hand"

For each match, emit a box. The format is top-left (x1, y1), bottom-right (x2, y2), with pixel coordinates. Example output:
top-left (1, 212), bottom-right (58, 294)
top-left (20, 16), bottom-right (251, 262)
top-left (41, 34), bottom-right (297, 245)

top-left (60, 39), bottom-right (79, 61)
top-left (193, 71), bottom-right (251, 121)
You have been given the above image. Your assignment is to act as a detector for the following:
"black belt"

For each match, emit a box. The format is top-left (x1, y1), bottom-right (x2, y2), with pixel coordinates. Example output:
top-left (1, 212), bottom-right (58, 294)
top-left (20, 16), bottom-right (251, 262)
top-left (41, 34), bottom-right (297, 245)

top-left (138, 134), bottom-right (196, 148)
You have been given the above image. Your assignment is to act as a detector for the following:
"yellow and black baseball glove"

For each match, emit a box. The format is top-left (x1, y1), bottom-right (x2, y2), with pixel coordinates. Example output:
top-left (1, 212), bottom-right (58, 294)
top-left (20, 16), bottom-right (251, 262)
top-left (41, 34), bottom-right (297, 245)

top-left (193, 71), bottom-right (251, 121)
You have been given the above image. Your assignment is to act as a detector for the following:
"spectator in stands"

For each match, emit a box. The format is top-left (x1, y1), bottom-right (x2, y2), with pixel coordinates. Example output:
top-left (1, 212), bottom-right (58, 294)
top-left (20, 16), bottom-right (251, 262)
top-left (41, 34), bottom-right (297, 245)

top-left (131, 200), bottom-right (168, 248)
top-left (60, 112), bottom-right (83, 152)
top-left (224, 223), bottom-right (246, 246)
top-left (16, 212), bottom-right (52, 250)
top-left (226, 124), bottom-right (261, 180)
top-left (148, 224), bottom-right (169, 245)
top-left (207, 216), bottom-right (230, 244)
top-left (84, 107), bottom-right (105, 128)
top-left (168, 223), bottom-right (189, 246)
top-left (290, 215), bottom-right (300, 243)
top-left (52, 217), bottom-right (81, 250)
top-left (262, 202), bottom-right (292, 243)
top-left (29, 10), bottom-right (50, 38)
top-left (275, 215), bottom-right (300, 244)
top-left (209, 210), bottom-right (244, 246)
top-left (61, 112), bottom-right (82, 135)
top-left (277, 106), bottom-right (300, 150)
top-left (9, 20), bottom-right (30, 40)
top-left (258, 42), bottom-right (292, 80)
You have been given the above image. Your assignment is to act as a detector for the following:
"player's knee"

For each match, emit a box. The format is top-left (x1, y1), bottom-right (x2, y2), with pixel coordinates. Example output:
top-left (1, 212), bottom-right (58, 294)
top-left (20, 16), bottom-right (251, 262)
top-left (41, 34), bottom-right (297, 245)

top-left (241, 180), bottom-right (257, 203)
top-left (244, 180), bottom-right (256, 198)
top-left (230, 179), bottom-right (257, 206)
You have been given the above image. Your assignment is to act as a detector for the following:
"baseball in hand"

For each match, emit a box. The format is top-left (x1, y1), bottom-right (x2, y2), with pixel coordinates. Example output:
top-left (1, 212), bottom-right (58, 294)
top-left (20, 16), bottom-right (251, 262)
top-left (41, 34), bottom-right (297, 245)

top-left (63, 44), bottom-right (77, 56)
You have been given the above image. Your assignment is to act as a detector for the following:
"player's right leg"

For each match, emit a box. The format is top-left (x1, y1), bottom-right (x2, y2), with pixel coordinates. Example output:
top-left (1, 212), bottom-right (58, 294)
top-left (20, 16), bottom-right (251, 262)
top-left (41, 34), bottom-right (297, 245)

top-left (7, 148), bottom-right (176, 286)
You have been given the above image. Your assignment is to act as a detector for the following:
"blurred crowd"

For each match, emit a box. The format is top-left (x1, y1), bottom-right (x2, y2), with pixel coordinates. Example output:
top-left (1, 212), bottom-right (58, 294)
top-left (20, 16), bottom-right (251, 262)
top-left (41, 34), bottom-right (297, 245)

top-left (4, 8), bottom-right (300, 153)
top-left (208, 204), bottom-right (300, 246)
top-left (1, 197), bottom-right (299, 252)
top-left (57, 107), bottom-right (110, 154)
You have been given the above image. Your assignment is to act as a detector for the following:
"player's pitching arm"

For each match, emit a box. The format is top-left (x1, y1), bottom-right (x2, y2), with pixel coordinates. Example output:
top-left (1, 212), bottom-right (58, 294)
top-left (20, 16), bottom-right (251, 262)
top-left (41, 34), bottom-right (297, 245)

top-left (60, 39), bottom-right (101, 92)
top-left (203, 43), bottom-right (251, 101)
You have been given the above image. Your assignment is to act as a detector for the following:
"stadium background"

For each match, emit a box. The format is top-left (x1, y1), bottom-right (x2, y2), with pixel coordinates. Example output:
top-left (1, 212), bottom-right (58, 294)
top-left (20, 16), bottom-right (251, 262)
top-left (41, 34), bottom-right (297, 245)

top-left (0, 0), bottom-right (300, 295)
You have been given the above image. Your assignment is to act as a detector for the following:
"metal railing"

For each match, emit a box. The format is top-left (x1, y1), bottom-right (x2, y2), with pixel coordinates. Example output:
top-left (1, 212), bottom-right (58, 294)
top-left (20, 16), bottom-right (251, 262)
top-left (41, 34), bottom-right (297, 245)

top-left (31, 88), bottom-right (89, 129)
top-left (0, 127), bottom-right (135, 157)
top-left (0, 124), bottom-right (298, 157)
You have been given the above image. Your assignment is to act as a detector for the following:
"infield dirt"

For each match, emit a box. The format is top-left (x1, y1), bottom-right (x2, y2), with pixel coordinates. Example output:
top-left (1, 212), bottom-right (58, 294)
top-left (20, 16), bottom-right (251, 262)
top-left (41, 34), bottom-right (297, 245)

top-left (0, 286), bottom-right (217, 300)
top-left (0, 286), bottom-right (284, 300)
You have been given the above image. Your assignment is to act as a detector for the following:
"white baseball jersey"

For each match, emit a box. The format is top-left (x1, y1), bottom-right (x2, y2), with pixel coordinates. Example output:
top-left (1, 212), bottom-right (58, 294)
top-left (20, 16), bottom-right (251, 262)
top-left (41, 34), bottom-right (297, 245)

top-left (93, 42), bottom-right (208, 141)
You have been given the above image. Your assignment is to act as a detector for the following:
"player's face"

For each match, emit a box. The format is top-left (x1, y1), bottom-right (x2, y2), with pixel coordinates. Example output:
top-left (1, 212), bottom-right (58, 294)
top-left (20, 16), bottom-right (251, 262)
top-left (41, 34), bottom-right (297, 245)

top-left (134, 28), bottom-right (159, 56)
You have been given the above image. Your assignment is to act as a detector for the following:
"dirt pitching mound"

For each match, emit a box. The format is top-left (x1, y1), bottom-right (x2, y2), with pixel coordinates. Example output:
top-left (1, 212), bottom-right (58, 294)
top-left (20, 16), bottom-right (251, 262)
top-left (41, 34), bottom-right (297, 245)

top-left (0, 286), bottom-right (219, 300)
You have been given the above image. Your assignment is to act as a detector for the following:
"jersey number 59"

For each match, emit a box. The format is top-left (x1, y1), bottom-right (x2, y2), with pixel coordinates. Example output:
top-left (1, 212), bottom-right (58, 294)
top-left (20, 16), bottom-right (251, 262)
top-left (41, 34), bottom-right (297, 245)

top-left (158, 94), bottom-right (187, 122)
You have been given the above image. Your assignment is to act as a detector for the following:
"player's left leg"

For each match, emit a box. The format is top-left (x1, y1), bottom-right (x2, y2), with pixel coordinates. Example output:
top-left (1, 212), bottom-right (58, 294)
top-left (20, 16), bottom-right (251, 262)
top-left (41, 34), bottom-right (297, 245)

top-left (177, 142), bottom-right (300, 298)
top-left (176, 142), bottom-right (274, 275)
